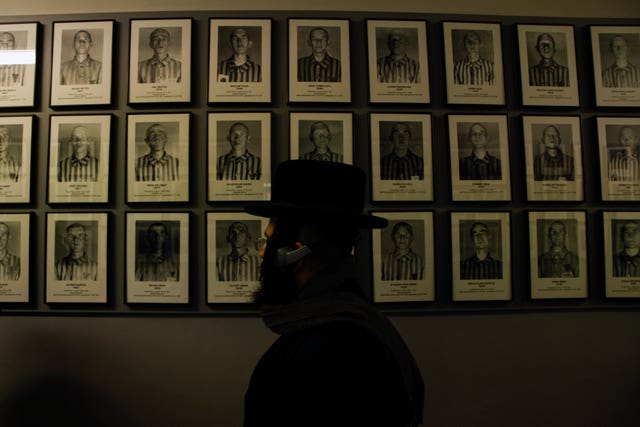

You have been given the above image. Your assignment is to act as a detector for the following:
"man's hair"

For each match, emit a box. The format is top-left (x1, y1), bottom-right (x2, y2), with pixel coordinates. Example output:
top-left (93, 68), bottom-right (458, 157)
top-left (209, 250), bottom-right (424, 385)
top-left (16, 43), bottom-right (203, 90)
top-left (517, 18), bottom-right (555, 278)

top-left (388, 29), bottom-right (408, 43)
top-left (66, 222), bottom-right (86, 233)
top-left (228, 122), bottom-right (249, 136)
top-left (309, 121), bottom-right (331, 141)
top-left (0, 126), bottom-right (9, 137)
top-left (610, 34), bottom-right (628, 50)
top-left (227, 221), bottom-right (250, 238)
top-left (620, 221), bottom-right (640, 240)
top-left (145, 124), bottom-right (167, 140)
top-left (392, 221), bottom-right (413, 237)
top-left (619, 126), bottom-right (637, 139)
top-left (536, 33), bottom-right (555, 47)
top-left (390, 122), bottom-right (411, 139)
top-left (308, 27), bottom-right (329, 41)
top-left (548, 221), bottom-right (566, 236)
top-left (74, 30), bottom-right (92, 43)
top-left (230, 28), bottom-right (250, 42)
top-left (542, 125), bottom-right (561, 139)
top-left (469, 222), bottom-right (489, 238)
top-left (0, 32), bottom-right (16, 44)
top-left (0, 222), bottom-right (9, 235)
top-left (463, 31), bottom-right (480, 43)
top-left (150, 28), bottom-right (170, 41)
top-left (468, 123), bottom-right (488, 138)
top-left (148, 222), bottom-right (167, 234)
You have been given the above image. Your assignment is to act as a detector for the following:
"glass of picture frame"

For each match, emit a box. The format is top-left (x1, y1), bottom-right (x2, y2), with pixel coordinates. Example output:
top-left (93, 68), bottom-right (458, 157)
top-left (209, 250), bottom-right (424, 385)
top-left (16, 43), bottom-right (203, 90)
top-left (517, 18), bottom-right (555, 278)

top-left (0, 115), bottom-right (33, 204)
top-left (0, 22), bottom-right (38, 108)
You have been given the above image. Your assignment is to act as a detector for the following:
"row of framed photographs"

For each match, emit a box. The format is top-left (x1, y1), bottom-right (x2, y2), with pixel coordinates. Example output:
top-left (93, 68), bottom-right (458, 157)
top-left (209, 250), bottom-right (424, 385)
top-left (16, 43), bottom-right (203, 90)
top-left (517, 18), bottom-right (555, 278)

top-left (1, 210), bottom-right (638, 304)
top-left (1, 113), bottom-right (639, 204)
top-left (1, 19), bottom-right (639, 107)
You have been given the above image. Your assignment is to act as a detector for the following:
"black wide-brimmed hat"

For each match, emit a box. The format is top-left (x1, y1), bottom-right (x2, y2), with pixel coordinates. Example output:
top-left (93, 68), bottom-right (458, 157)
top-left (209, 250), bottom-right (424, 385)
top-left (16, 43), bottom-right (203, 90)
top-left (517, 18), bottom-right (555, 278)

top-left (245, 160), bottom-right (387, 229)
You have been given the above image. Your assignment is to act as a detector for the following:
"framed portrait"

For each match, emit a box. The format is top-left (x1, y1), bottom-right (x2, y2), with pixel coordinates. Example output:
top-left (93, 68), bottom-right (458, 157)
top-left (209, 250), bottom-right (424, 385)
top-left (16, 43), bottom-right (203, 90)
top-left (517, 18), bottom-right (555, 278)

top-left (451, 212), bottom-right (511, 302)
top-left (0, 22), bottom-right (37, 108)
top-left (603, 211), bottom-right (640, 298)
top-left (597, 116), bottom-right (640, 201)
top-left (288, 18), bottom-right (351, 103)
top-left (0, 213), bottom-right (30, 302)
top-left (126, 113), bottom-right (189, 203)
top-left (128, 18), bottom-right (192, 104)
top-left (366, 19), bottom-right (430, 104)
top-left (370, 113), bottom-right (433, 201)
top-left (207, 112), bottom-right (271, 201)
top-left (371, 211), bottom-right (435, 303)
top-left (208, 19), bottom-right (271, 103)
top-left (448, 114), bottom-right (511, 201)
top-left (516, 24), bottom-right (579, 107)
top-left (50, 20), bottom-right (114, 107)
top-left (206, 212), bottom-right (268, 303)
top-left (528, 211), bottom-right (588, 299)
top-left (590, 26), bottom-right (640, 107)
top-left (126, 212), bottom-right (189, 304)
top-left (522, 115), bottom-right (584, 201)
top-left (47, 114), bottom-right (111, 203)
top-left (0, 115), bottom-right (32, 204)
top-left (289, 112), bottom-right (353, 164)
top-left (442, 21), bottom-right (505, 105)
top-left (45, 212), bottom-right (108, 303)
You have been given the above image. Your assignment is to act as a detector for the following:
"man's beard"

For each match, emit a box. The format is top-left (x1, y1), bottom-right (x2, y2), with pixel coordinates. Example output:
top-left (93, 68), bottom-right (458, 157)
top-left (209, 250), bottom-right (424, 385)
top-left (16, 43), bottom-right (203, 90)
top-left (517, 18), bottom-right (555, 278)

top-left (252, 243), bottom-right (298, 307)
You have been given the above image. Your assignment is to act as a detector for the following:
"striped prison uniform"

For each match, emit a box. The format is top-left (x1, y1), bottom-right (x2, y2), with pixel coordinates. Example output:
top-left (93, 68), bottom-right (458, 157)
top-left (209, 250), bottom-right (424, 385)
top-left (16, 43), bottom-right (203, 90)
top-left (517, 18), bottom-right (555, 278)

top-left (0, 252), bottom-right (20, 281)
top-left (533, 150), bottom-right (574, 181)
top-left (529, 60), bottom-right (569, 87)
top-left (0, 64), bottom-right (25, 87)
top-left (217, 151), bottom-right (261, 180)
top-left (377, 55), bottom-right (420, 84)
top-left (602, 64), bottom-right (640, 88)
top-left (0, 154), bottom-right (20, 182)
top-left (459, 152), bottom-right (501, 180)
top-left (60, 56), bottom-right (102, 85)
top-left (216, 252), bottom-right (260, 282)
top-left (538, 248), bottom-right (579, 278)
top-left (300, 149), bottom-right (343, 163)
top-left (55, 254), bottom-right (98, 281)
top-left (380, 150), bottom-right (424, 180)
top-left (135, 253), bottom-right (179, 281)
top-left (460, 254), bottom-right (502, 280)
top-left (218, 56), bottom-right (261, 82)
top-left (138, 55), bottom-right (182, 83)
top-left (609, 152), bottom-right (640, 181)
top-left (613, 251), bottom-right (640, 277)
top-left (58, 154), bottom-right (99, 182)
top-left (297, 54), bottom-right (341, 82)
top-left (453, 57), bottom-right (494, 85)
top-left (381, 250), bottom-right (424, 281)
top-left (135, 152), bottom-right (179, 182)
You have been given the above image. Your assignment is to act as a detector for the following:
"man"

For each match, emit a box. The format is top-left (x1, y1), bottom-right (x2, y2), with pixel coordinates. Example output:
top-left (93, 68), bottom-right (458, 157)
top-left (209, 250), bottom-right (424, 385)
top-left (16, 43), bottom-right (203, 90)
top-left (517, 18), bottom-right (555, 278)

top-left (0, 222), bottom-right (20, 281)
top-left (0, 126), bottom-right (20, 183)
top-left (538, 221), bottom-right (579, 278)
top-left (381, 221), bottom-right (424, 281)
top-left (55, 223), bottom-right (98, 281)
top-left (217, 28), bottom-right (261, 82)
top-left (60, 30), bottom-right (102, 85)
top-left (135, 123), bottom-right (179, 181)
top-left (138, 28), bottom-right (181, 83)
top-left (135, 222), bottom-right (179, 281)
top-left (380, 122), bottom-right (424, 180)
top-left (244, 160), bottom-right (424, 427)
top-left (58, 125), bottom-right (99, 182)
top-left (297, 27), bottom-right (341, 82)
top-left (216, 122), bottom-right (261, 180)
top-left (528, 33), bottom-right (570, 87)
top-left (533, 125), bottom-right (574, 181)
top-left (609, 126), bottom-right (640, 181)
top-left (613, 221), bottom-right (640, 277)
top-left (300, 121), bottom-right (343, 163)
top-left (216, 221), bottom-right (260, 281)
top-left (0, 31), bottom-right (25, 87)
top-left (460, 222), bottom-right (502, 280)
top-left (459, 123), bottom-right (501, 180)
top-left (453, 31), bottom-right (494, 85)
top-left (377, 29), bottom-right (420, 84)
top-left (602, 35), bottom-right (640, 88)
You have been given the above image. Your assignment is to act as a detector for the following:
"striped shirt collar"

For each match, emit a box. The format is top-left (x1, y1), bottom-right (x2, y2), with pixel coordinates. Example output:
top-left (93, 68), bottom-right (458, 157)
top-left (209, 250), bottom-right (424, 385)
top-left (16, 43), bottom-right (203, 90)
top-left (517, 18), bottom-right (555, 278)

top-left (619, 251), bottom-right (640, 265)
top-left (614, 151), bottom-right (639, 160)
top-left (150, 54), bottom-right (175, 67)
top-left (69, 55), bottom-right (96, 66)
top-left (461, 56), bottom-right (488, 67)
top-left (468, 253), bottom-right (496, 264)
top-left (225, 56), bottom-right (255, 72)
top-left (610, 62), bottom-right (637, 73)
top-left (229, 249), bottom-right (250, 262)
top-left (542, 149), bottom-right (567, 164)
top-left (382, 54), bottom-right (411, 66)
top-left (392, 249), bottom-right (417, 262)
top-left (0, 252), bottom-right (15, 267)
top-left (71, 153), bottom-right (93, 166)
top-left (306, 149), bottom-right (335, 161)
top-left (536, 59), bottom-right (560, 70)
top-left (469, 151), bottom-right (497, 164)
top-left (143, 152), bottom-right (170, 166)
top-left (309, 54), bottom-right (332, 69)
top-left (226, 150), bottom-right (252, 162)
top-left (546, 247), bottom-right (570, 260)
top-left (62, 253), bottom-right (89, 266)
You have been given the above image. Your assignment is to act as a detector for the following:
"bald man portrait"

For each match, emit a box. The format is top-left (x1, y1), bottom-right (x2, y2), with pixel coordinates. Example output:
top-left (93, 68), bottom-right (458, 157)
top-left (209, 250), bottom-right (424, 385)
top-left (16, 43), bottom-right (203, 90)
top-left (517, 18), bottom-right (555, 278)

top-left (58, 125), bottom-right (99, 182)
top-left (138, 28), bottom-right (182, 84)
top-left (60, 30), bottom-right (102, 85)
top-left (0, 31), bottom-right (26, 87)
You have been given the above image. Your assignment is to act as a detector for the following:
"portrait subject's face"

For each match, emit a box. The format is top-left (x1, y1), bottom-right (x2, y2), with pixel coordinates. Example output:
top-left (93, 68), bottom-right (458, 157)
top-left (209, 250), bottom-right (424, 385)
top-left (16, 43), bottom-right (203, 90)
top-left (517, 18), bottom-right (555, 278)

top-left (70, 126), bottom-right (90, 158)
top-left (388, 31), bottom-right (408, 56)
top-left (548, 223), bottom-right (566, 247)
top-left (464, 32), bottom-right (481, 58)
top-left (0, 128), bottom-right (9, 154)
top-left (622, 223), bottom-right (640, 249)
top-left (471, 224), bottom-right (490, 250)
top-left (73, 31), bottom-right (93, 55)
top-left (469, 124), bottom-right (488, 150)
top-left (227, 124), bottom-right (249, 154)
top-left (0, 33), bottom-right (16, 50)
top-left (145, 126), bottom-right (168, 153)
top-left (390, 124), bottom-right (411, 156)
top-left (308, 29), bottom-right (328, 56)
top-left (148, 225), bottom-right (167, 251)
top-left (611, 36), bottom-right (628, 60)
top-left (393, 225), bottom-right (413, 251)
top-left (227, 223), bottom-right (250, 249)
top-left (619, 127), bottom-right (638, 147)
top-left (231, 29), bottom-right (252, 55)
top-left (150, 29), bottom-right (170, 56)
top-left (66, 226), bottom-right (87, 257)
top-left (542, 126), bottom-right (561, 151)
top-left (536, 35), bottom-right (555, 60)
top-left (0, 224), bottom-right (9, 251)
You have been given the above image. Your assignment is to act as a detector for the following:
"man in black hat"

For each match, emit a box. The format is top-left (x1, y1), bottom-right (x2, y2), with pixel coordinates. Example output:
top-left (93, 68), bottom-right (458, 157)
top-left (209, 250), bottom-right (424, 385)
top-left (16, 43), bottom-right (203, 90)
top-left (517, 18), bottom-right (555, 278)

top-left (243, 160), bottom-right (424, 427)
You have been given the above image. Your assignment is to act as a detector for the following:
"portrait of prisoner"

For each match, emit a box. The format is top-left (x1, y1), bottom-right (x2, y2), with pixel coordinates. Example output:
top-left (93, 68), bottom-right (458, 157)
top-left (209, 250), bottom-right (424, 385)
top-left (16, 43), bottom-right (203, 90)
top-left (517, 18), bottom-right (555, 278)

top-left (135, 122), bottom-right (179, 182)
top-left (0, 125), bottom-right (22, 183)
top-left (612, 220), bottom-right (640, 277)
top-left (217, 27), bottom-right (261, 82)
top-left (216, 121), bottom-right (262, 180)
top-left (599, 33), bottom-right (640, 88)
top-left (138, 27), bottom-right (182, 84)
top-left (0, 221), bottom-right (20, 281)
top-left (527, 32), bottom-right (569, 87)
top-left (375, 27), bottom-right (419, 84)
top-left (452, 29), bottom-right (495, 86)
top-left (60, 29), bottom-right (103, 85)
top-left (135, 221), bottom-right (179, 281)
top-left (297, 26), bottom-right (341, 82)
top-left (458, 122), bottom-right (502, 180)
top-left (459, 221), bottom-right (502, 280)
top-left (379, 121), bottom-right (424, 180)
top-left (54, 221), bottom-right (98, 281)
top-left (531, 124), bottom-right (575, 181)
top-left (606, 125), bottom-right (640, 182)
top-left (537, 219), bottom-right (579, 278)
top-left (298, 120), bottom-right (344, 163)
top-left (57, 124), bottom-right (100, 182)
top-left (216, 220), bottom-right (261, 282)
top-left (0, 31), bottom-right (26, 87)
top-left (381, 220), bottom-right (424, 281)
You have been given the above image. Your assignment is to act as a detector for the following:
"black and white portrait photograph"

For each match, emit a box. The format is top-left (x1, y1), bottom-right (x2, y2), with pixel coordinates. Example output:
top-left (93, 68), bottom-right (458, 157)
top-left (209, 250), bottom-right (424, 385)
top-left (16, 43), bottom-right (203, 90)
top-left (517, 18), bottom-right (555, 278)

top-left (206, 212), bottom-right (268, 303)
top-left (289, 112), bottom-right (353, 164)
top-left (451, 212), bottom-right (511, 301)
top-left (442, 21), bottom-right (505, 105)
top-left (0, 22), bottom-right (37, 108)
top-left (591, 26), bottom-right (640, 107)
top-left (128, 18), bottom-right (192, 104)
top-left (126, 212), bottom-right (189, 304)
top-left (126, 113), bottom-right (189, 203)
top-left (207, 112), bottom-right (271, 202)
top-left (370, 113), bottom-right (432, 201)
top-left (603, 212), bottom-right (640, 298)
top-left (50, 20), bottom-right (113, 106)
top-left (288, 18), bottom-right (351, 103)
top-left (517, 24), bottom-right (579, 106)
top-left (522, 115), bottom-right (584, 201)
top-left (366, 19), bottom-right (430, 103)
top-left (597, 117), bottom-right (640, 201)
top-left (208, 19), bottom-right (271, 103)
top-left (448, 114), bottom-right (511, 201)
top-left (371, 211), bottom-right (434, 303)
top-left (46, 212), bottom-right (107, 303)
top-left (48, 114), bottom-right (111, 203)
top-left (529, 211), bottom-right (588, 299)
top-left (0, 116), bottom-right (32, 204)
top-left (0, 213), bottom-right (29, 302)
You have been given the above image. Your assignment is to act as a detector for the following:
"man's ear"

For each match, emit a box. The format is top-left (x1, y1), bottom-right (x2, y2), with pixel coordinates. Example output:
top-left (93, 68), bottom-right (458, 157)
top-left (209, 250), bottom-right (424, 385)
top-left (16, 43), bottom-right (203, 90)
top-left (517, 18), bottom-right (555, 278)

top-left (247, 40), bottom-right (253, 49)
